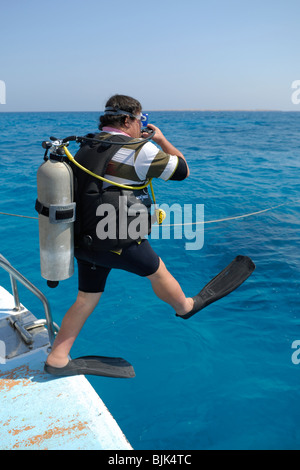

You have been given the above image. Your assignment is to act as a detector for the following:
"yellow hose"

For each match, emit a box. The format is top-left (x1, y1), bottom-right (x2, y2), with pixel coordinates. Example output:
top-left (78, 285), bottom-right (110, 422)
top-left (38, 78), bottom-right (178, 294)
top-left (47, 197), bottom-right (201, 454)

top-left (63, 145), bottom-right (151, 190)
top-left (63, 145), bottom-right (165, 225)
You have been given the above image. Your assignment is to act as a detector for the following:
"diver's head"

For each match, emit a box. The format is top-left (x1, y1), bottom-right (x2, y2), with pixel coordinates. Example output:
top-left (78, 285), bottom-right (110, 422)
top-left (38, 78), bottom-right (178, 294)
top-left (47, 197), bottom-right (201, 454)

top-left (99, 94), bottom-right (143, 137)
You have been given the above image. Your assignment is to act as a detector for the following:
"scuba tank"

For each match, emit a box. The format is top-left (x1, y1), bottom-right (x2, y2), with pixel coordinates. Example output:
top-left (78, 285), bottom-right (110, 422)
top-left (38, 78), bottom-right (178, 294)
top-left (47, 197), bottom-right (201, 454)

top-left (35, 138), bottom-right (76, 288)
top-left (34, 128), bottom-right (162, 287)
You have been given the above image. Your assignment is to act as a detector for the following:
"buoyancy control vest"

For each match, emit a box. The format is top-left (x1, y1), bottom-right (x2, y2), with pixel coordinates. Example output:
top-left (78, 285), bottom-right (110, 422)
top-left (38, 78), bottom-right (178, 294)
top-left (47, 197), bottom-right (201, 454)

top-left (72, 132), bottom-right (153, 251)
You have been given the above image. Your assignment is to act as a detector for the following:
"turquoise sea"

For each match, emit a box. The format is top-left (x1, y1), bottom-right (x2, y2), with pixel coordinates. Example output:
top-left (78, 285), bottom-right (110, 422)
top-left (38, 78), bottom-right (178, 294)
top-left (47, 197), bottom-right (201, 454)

top-left (0, 111), bottom-right (300, 450)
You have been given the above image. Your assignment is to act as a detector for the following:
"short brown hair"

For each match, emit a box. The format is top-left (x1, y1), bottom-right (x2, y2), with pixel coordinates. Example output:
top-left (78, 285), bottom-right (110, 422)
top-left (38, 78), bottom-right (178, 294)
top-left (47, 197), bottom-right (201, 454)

top-left (99, 94), bottom-right (142, 130)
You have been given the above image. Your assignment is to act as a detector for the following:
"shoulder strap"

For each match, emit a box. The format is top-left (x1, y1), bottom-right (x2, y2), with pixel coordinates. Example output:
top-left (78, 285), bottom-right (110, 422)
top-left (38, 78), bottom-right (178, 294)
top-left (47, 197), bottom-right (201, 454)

top-left (72, 132), bottom-right (132, 189)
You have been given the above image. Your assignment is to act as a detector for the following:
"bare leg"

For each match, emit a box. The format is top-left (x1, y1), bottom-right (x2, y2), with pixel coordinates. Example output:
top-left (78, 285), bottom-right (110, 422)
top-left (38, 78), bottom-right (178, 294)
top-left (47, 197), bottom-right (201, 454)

top-left (46, 291), bottom-right (102, 368)
top-left (47, 259), bottom-right (191, 368)
top-left (147, 259), bottom-right (193, 315)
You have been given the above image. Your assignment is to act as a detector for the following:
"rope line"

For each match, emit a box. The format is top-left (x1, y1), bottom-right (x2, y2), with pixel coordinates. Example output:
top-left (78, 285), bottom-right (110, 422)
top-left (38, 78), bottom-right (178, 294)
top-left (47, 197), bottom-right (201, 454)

top-left (0, 212), bottom-right (38, 220)
top-left (158, 202), bottom-right (289, 227)
top-left (0, 199), bottom-right (299, 226)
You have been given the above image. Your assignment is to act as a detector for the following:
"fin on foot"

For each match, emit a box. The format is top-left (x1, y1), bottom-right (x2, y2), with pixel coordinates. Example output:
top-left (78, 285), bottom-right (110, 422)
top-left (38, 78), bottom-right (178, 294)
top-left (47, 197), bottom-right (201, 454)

top-left (177, 255), bottom-right (255, 320)
top-left (44, 355), bottom-right (135, 378)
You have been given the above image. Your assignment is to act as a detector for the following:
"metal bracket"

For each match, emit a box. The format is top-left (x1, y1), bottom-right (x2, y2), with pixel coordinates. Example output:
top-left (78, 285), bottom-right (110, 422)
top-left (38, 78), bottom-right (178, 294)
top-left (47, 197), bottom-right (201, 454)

top-left (49, 203), bottom-right (76, 224)
top-left (8, 316), bottom-right (34, 345)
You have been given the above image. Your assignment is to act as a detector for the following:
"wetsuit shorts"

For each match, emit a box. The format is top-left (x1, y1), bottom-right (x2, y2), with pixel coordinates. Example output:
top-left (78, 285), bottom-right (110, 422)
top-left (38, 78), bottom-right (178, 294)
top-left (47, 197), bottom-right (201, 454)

top-left (75, 239), bottom-right (160, 293)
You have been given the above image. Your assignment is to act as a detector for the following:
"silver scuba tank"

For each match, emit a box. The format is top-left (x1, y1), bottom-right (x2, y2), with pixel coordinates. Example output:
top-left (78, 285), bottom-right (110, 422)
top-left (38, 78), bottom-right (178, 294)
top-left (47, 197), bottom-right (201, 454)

top-left (36, 139), bottom-right (76, 287)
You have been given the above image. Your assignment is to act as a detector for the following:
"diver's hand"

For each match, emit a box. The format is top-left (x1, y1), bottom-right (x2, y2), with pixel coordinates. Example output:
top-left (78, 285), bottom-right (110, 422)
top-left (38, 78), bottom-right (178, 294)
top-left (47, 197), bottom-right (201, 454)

top-left (142, 124), bottom-right (166, 146)
top-left (144, 123), bottom-right (185, 158)
top-left (143, 123), bottom-right (189, 176)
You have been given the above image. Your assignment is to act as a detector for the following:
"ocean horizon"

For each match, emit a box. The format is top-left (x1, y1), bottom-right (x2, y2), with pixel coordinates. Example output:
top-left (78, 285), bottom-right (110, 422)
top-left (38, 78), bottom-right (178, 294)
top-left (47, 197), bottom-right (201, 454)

top-left (1, 109), bottom-right (300, 113)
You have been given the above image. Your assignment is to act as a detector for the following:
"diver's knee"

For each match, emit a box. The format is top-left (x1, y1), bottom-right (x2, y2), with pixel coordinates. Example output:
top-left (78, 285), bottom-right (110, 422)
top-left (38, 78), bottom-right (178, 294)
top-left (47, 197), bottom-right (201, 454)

top-left (147, 258), bottom-right (167, 280)
top-left (76, 290), bottom-right (102, 309)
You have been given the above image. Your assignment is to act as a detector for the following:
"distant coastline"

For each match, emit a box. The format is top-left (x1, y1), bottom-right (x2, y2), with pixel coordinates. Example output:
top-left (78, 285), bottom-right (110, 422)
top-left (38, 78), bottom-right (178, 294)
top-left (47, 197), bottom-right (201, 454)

top-left (1, 109), bottom-right (300, 113)
top-left (147, 109), bottom-right (300, 113)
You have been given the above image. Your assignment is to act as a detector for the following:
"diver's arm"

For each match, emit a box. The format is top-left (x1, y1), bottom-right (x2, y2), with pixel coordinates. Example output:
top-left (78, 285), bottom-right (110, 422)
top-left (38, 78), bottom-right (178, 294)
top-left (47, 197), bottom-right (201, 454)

top-left (143, 124), bottom-right (190, 177)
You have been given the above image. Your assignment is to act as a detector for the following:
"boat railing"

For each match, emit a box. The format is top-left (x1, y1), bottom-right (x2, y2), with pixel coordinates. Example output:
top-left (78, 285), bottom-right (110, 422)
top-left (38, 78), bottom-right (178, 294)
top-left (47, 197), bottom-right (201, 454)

top-left (0, 253), bottom-right (56, 345)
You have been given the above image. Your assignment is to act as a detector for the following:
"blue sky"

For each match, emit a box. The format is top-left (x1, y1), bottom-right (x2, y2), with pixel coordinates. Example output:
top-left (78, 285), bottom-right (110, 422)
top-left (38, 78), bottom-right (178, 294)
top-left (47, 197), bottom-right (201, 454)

top-left (1, 0), bottom-right (300, 111)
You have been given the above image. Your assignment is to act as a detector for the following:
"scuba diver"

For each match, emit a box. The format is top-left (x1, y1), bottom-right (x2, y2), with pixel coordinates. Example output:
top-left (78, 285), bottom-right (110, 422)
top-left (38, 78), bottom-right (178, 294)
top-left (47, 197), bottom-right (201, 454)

top-left (44, 94), bottom-right (255, 378)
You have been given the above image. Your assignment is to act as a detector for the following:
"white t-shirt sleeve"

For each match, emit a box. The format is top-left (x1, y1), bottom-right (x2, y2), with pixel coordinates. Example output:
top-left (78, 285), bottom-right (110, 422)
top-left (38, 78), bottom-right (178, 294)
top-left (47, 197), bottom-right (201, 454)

top-left (134, 141), bottom-right (178, 181)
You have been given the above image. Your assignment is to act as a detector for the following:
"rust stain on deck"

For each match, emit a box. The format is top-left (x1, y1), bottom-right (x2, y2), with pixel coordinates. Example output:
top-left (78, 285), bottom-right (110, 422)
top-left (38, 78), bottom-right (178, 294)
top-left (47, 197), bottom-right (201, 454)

top-left (11, 419), bottom-right (89, 449)
top-left (0, 364), bottom-right (42, 393)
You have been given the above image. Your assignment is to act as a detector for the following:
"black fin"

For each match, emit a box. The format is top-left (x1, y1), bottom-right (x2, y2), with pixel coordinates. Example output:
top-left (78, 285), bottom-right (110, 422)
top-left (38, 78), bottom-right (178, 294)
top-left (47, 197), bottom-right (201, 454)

top-left (177, 255), bottom-right (255, 320)
top-left (44, 355), bottom-right (135, 378)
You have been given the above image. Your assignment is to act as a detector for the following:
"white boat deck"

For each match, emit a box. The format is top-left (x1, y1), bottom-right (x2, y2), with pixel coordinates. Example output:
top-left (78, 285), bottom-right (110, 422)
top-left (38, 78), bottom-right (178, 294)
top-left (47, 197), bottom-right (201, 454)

top-left (0, 286), bottom-right (132, 450)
